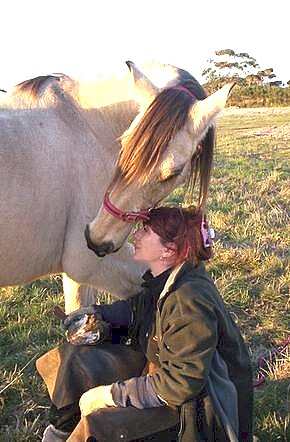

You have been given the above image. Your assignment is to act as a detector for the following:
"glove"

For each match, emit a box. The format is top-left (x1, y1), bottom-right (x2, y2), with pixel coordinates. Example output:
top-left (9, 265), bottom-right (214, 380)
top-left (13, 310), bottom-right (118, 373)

top-left (63, 305), bottom-right (111, 345)
top-left (79, 384), bottom-right (117, 416)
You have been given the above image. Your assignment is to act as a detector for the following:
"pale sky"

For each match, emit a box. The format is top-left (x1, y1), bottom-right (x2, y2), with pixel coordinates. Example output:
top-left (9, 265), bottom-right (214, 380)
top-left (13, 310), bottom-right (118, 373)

top-left (0, 0), bottom-right (288, 91)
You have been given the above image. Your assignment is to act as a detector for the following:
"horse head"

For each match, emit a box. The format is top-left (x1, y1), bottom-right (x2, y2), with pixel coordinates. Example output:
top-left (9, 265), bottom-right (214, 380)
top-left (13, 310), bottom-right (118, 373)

top-left (85, 62), bottom-right (234, 257)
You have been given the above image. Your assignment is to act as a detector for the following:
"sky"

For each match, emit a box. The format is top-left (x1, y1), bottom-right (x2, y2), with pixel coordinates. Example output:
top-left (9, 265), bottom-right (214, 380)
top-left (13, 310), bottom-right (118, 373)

top-left (0, 0), bottom-right (288, 91)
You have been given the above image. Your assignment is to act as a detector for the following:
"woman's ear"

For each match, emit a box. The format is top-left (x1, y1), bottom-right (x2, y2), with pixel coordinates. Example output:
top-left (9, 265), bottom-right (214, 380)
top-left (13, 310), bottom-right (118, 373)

top-left (162, 243), bottom-right (177, 259)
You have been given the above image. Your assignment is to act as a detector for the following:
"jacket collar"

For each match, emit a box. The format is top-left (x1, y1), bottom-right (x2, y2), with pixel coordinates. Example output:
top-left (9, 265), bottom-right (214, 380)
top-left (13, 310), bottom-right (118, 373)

top-left (141, 261), bottom-right (206, 304)
top-left (172, 261), bottom-right (206, 284)
top-left (157, 261), bottom-right (207, 303)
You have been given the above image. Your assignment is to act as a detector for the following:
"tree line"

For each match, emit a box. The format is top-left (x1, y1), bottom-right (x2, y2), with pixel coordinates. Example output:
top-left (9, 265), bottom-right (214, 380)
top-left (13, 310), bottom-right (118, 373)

top-left (1, 52), bottom-right (289, 107)
top-left (202, 49), bottom-right (290, 107)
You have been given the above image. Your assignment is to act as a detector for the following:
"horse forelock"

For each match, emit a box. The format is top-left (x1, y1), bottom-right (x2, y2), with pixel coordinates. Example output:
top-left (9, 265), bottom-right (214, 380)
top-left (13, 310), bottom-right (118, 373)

top-left (176, 71), bottom-right (215, 208)
top-left (114, 88), bottom-right (193, 186)
top-left (186, 126), bottom-right (215, 208)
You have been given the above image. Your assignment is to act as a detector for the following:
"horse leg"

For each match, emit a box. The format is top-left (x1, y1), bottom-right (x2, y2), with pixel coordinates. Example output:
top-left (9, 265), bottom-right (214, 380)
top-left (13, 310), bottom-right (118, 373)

top-left (62, 274), bottom-right (97, 314)
top-left (77, 285), bottom-right (99, 307)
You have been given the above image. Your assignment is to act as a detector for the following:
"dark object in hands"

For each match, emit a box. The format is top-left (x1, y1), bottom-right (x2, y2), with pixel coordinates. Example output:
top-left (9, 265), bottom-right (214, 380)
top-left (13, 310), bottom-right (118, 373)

top-left (55, 305), bottom-right (111, 346)
top-left (54, 306), bottom-right (67, 321)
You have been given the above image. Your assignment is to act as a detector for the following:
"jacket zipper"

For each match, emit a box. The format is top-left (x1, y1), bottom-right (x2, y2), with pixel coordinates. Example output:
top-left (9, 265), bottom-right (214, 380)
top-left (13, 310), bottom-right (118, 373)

top-left (156, 289), bottom-right (173, 342)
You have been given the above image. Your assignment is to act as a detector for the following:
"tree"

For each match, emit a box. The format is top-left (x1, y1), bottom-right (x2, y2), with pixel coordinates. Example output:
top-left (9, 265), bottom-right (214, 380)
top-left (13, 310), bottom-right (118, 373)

top-left (202, 49), bottom-right (277, 92)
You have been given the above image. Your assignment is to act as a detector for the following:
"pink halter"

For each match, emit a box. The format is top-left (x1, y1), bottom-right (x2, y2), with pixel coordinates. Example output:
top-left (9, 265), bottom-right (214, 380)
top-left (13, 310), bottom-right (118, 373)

top-left (170, 85), bottom-right (197, 100)
top-left (103, 192), bottom-right (150, 223)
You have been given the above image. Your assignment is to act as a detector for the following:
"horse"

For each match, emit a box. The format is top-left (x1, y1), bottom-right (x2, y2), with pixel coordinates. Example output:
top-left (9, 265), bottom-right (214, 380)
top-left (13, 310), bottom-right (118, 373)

top-left (0, 61), bottom-right (233, 313)
top-left (84, 62), bottom-right (233, 258)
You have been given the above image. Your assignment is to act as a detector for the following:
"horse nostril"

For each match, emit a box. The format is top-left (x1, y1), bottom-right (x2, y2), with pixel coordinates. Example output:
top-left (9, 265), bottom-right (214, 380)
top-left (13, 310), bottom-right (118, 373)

top-left (94, 242), bottom-right (115, 257)
top-left (84, 225), bottom-right (115, 257)
top-left (97, 250), bottom-right (106, 258)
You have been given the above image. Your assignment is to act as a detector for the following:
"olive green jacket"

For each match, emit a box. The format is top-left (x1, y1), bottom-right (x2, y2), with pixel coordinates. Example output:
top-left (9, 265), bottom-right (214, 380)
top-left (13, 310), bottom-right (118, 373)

top-left (37, 262), bottom-right (253, 441)
top-left (129, 262), bottom-right (253, 441)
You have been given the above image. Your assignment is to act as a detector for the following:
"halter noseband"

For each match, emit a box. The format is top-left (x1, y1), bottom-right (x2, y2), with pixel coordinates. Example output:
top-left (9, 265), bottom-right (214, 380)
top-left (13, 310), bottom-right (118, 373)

top-left (103, 192), bottom-right (150, 223)
top-left (103, 194), bottom-right (215, 250)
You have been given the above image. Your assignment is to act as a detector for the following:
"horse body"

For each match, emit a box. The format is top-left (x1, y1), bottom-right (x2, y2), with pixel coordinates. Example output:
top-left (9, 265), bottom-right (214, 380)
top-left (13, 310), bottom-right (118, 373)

top-left (0, 70), bottom-right (147, 311)
top-left (1, 104), bottom-right (71, 278)
top-left (0, 62), bottom-right (233, 313)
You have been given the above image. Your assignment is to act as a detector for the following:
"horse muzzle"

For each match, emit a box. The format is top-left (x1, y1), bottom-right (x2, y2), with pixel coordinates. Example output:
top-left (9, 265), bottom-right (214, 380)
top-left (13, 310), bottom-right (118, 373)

top-left (84, 224), bottom-right (115, 257)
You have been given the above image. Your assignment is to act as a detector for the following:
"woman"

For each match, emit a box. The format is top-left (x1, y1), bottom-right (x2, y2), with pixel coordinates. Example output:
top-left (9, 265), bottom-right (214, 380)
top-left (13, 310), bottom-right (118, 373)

top-left (37, 207), bottom-right (253, 442)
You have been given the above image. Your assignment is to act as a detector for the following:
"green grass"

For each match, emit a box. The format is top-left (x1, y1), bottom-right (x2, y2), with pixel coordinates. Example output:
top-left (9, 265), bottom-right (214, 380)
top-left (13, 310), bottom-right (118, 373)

top-left (1, 108), bottom-right (290, 441)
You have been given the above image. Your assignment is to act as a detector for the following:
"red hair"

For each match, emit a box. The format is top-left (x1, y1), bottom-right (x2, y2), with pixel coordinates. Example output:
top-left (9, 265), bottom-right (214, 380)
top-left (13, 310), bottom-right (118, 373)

top-left (146, 206), bottom-right (212, 266)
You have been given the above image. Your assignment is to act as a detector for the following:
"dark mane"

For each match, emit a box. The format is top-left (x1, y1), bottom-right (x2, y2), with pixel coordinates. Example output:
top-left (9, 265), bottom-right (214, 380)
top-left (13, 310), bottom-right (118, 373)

top-left (116, 88), bottom-right (193, 182)
top-left (112, 72), bottom-right (215, 207)
top-left (15, 74), bottom-right (64, 98)
top-left (174, 69), bottom-right (215, 207)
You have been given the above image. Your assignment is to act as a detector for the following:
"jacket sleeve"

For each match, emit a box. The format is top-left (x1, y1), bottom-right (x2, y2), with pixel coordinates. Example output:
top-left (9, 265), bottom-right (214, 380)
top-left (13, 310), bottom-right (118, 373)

top-left (151, 286), bottom-right (218, 407)
top-left (111, 375), bottom-right (165, 409)
top-left (97, 291), bottom-right (144, 329)
top-left (97, 300), bottom-right (133, 328)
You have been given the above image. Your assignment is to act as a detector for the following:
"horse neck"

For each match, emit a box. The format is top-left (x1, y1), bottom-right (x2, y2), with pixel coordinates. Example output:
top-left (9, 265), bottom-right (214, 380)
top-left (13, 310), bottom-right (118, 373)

top-left (67, 76), bottom-right (140, 148)
top-left (92, 100), bottom-right (139, 136)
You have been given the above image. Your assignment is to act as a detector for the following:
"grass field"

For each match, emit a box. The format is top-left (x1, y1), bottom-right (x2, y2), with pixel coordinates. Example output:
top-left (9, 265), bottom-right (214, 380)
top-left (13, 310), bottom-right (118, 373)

top-left (1, 107), bottom-right (289, 441)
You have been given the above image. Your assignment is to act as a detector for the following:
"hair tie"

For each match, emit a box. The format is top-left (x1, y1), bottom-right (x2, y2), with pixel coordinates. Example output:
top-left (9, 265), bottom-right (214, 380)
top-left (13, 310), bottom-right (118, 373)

top-left (201, 215), bottom-right (215, 248)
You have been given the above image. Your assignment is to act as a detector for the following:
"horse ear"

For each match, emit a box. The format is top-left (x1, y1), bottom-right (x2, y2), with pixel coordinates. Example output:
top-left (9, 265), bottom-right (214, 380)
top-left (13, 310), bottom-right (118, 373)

top-left (190, 83), bottom-right (235, 136)
top-left (126, 61), bottom-right (159, 104)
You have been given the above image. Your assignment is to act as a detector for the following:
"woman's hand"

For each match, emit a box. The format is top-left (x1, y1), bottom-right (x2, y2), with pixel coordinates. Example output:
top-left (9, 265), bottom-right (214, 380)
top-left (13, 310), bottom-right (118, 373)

top-left (62, 305), bottom-right (111, 345)
top-left (79, 384), bottom-right (117, 416)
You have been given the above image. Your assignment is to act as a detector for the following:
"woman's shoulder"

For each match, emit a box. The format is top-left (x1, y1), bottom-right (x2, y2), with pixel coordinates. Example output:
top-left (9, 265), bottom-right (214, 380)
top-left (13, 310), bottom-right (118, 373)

top-left (164, 263), bottom-right (221, 314)
top-left (173, 262), bottom-right (217, 295)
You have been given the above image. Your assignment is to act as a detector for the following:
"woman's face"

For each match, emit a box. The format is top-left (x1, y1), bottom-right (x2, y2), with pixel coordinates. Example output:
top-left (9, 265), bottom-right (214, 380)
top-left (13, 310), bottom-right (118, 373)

top-left (132, 224), bottom-right (167, 266)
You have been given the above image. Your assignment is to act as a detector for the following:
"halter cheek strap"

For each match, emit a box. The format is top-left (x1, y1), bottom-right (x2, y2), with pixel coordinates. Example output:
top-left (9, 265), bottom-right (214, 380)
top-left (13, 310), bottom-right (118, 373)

top-left (103, 192), bottom-right (150, 223)
top-left (170, 85), bottom-right (197, 100)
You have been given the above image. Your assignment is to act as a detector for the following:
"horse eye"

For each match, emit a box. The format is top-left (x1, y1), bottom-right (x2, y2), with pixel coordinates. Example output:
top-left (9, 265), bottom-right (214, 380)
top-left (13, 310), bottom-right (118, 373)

top-left (161, 169), bottom-right (183, 183)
